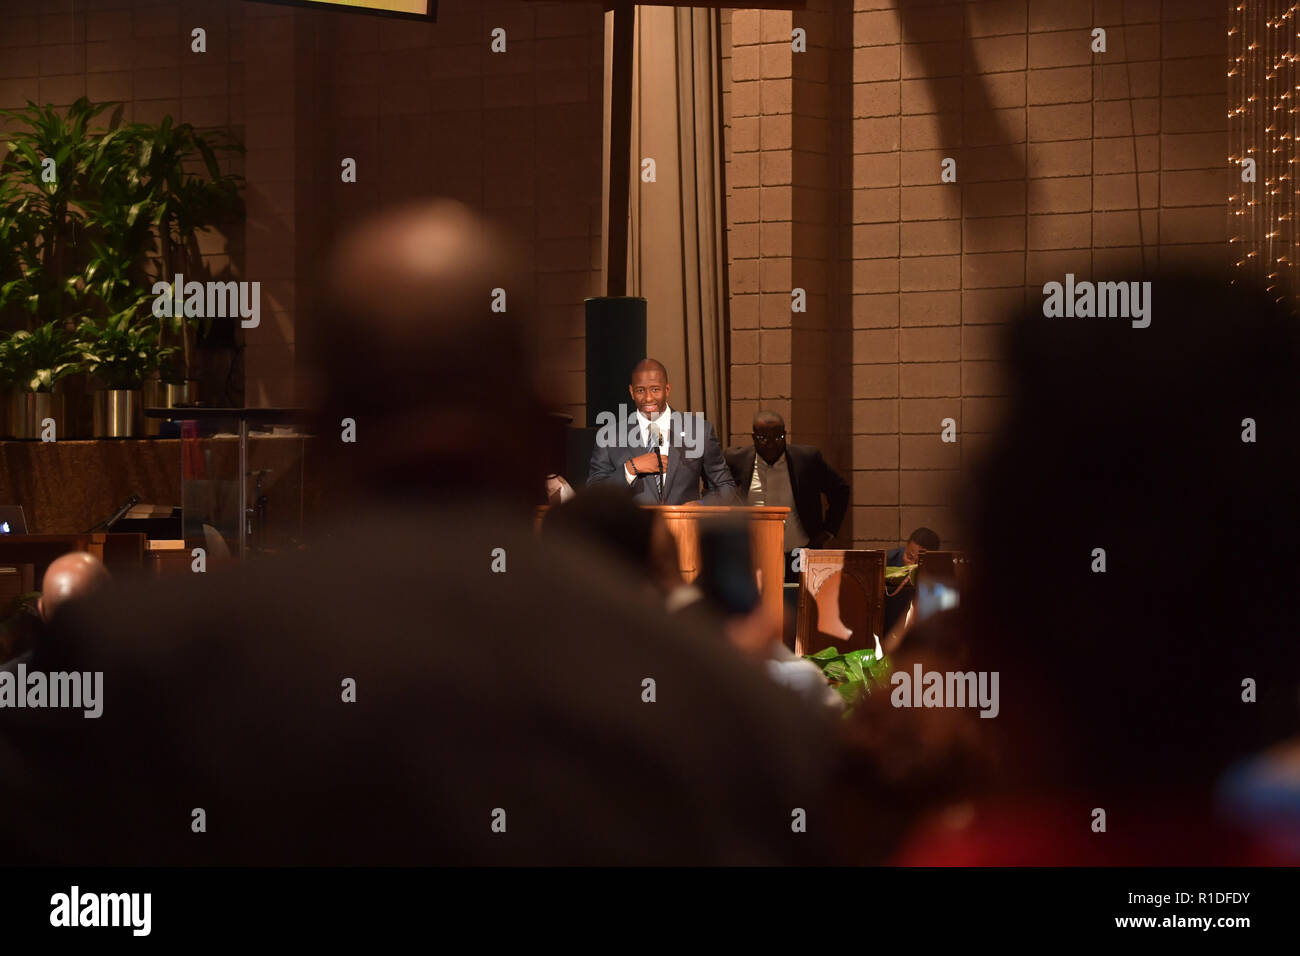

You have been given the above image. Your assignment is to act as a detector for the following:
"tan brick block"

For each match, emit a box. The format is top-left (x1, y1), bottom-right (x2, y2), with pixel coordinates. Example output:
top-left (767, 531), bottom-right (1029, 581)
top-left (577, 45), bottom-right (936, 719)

top-left (962, 360), bottom-right (1010, 396)
top-left (901, 362), bottom-right (960, 398)
top-left (1028, 176), bottom-right (1091, 214)
top-left (965, 180), bottom-right (1027, 217)
top-left (1093, 135), bottom-right (1159, 174)
top-left (1094, 98), bottom-right (1160, 137)
top-left (854, 470), bottom-right (900, 506)
top-left (854, 328), bottom-right (900, 362)
top-left (853, 399), bottom-right (900, 433)
top-left (855, 152), bottom-right (900, 187)
top-left (855, 115), bottom-right (902, 152)
top-left (900, 255), bottom-right (960, 291)
top-left (1028, 212), bottom-right (1092, 249)
top-left (854, 46), bottom-right (901, 83)
top-left (1027, 139), bottom-right (1093, 177)
top-left (900, 185), bottom-right (959, 220)
top-left (963, 217), bottom-right (1026, 253)
top-left (900, 219), bottom-right (960, 256)
top-left (730, 187), bottom-right (759, 224)
top-left (900, 434), bottom-right (961, 470)
top-left (759, 257), bottom-right (792, 293)
top-left (1158, 207), bottom-right (1225, 244)
top-left (963, 251), bottom-right (1026, 288)
top-left (853, 258), bottom-right (900, 294)
top-left (967, 0), bottom-right (1029, 38)
top-left (1028, 103), bottom-right (1091, 141)
top-left (901, 326), bottom-right (961, 362)
top-left (853, 186), bottom-right (901, 223)
top-left (731, 292), bottom-right (759, 328)
top-left (902, 40), bottom-right (963, 80)
top-left (852, 506), bottom-right (901, 541)
top-left (732, 329), bottom-right (760, 364)
top-left (1027, 66), bottom-right (1091, 105)
top-left (903, 76), bottom-right (960, 114)
top-left (901, 291), bottom-right (960, 327)
top-left (900, 398), bottom-right (960, 434)
top-left (732, 364), bottom-right (759, 399)
top-left (852, 363), bottom-right (899, 398)
top-left (854, 222), bottom-right (901, 258)
top-left (1028, 30), bottom-right (1092, 69)
top-left (853, 293), bottom-right (900, 328)
top-left (854, 80), bottom-right (901, 117)
top-left (854, 8), bottom-right (903, 46)
top-left (855, 435), bottom-right (901, 469)
top-left (963, 287), bottom-right (1028, 324)
top-left (761, 220), bottom-right (792, 257)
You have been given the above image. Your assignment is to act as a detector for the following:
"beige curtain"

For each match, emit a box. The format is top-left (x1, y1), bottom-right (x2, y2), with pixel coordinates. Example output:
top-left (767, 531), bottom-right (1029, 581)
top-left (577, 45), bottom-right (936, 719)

top-left (604, 5), bottom-right (730, 438)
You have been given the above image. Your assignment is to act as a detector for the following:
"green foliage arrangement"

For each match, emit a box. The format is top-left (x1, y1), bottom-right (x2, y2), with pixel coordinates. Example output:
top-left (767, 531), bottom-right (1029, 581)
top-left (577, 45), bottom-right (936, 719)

top-left (804, 645), bottom-right (893, 713)
top-left (0, 97), bottom-right (244, 393)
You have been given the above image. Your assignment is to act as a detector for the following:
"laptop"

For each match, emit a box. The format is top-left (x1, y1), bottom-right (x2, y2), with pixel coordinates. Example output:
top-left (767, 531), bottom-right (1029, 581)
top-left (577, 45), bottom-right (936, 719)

top-left (0, 506), bottom-right (28, 535)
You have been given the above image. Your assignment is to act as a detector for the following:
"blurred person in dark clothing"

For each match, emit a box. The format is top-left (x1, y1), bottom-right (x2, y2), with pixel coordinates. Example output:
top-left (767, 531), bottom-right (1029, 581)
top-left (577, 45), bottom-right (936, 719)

top-left (0, 201), bottom-right (833, 866)
top-left (891, 273), bottom-right (1300, 864)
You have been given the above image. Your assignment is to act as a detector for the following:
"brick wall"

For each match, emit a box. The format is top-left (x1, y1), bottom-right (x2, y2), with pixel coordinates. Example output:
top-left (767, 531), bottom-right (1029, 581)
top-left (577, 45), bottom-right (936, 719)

top-left (723, 0), bottom-right (1229, 550)
top-left (0, 0), bottom-right (605, 419)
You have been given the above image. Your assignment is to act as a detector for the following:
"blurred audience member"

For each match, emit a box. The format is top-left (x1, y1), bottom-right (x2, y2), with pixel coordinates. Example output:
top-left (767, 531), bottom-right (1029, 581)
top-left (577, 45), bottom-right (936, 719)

top-left (0, 201), bottom-right (834, 866)
top-left (1, 552), bottom-right (110, 672)
top-left (890, 273), bottom-right (1300, 864)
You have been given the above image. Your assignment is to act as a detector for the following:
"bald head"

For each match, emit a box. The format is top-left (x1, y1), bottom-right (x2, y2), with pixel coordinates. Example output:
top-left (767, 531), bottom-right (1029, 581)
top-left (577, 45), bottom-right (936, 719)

top-left (312, 200), bottom-right (542, 499)
top-left (39, 552), bottom-right (111, 623)
top-left (752, 410), bottom-right (786, 465)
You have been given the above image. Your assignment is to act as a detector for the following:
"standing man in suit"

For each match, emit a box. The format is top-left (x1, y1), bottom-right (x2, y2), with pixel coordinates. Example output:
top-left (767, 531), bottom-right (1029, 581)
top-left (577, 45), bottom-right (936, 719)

top-left (587, 358), bottom-right (738, 506)
top-left (725, 410), bottom-right (851, 562)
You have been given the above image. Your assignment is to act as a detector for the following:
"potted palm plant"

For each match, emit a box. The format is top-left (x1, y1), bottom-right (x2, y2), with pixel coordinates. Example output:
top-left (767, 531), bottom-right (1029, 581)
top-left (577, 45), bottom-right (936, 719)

top-left (2, 323), bottom-right (80, 439)
top-left (77, 306), bottom-right (172, 438)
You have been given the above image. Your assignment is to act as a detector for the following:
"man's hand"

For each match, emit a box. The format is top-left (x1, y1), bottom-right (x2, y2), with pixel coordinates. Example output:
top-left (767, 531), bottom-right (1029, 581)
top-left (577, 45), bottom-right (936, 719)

top-left (625, 451), bottom-right (667, 475)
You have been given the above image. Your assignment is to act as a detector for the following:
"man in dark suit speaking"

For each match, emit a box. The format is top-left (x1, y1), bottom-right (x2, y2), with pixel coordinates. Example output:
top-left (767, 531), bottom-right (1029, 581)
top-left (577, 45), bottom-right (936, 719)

top-left (587, 358), bottom-right (738, 506)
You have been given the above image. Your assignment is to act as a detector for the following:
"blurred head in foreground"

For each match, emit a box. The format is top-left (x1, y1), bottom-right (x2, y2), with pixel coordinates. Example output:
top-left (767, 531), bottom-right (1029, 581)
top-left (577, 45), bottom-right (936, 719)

top-left (961, 273), bottom-right (1300, 798)
top-left (38, 552), bottom-right (110, 623)
top-left (309, 199), bottom-right (543, 505)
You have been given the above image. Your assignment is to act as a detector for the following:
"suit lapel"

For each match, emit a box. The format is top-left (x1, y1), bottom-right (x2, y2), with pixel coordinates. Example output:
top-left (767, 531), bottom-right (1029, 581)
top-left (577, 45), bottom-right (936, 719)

top-left (740, 447), bottom-right (756, 502)
top-left (785, 446), bottom-right (801, 501)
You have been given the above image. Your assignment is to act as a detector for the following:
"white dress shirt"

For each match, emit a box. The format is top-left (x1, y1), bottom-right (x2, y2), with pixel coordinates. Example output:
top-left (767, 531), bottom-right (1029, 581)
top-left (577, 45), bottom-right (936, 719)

top-left (749, 451), bottom-right (809, 552)
top-left (624, 404), bottom-right (672, 486)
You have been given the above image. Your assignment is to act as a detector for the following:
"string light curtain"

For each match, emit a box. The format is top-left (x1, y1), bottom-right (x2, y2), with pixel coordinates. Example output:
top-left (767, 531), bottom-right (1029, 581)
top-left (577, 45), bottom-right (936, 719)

top-left (1229, 0), bottom-right (1300, 302)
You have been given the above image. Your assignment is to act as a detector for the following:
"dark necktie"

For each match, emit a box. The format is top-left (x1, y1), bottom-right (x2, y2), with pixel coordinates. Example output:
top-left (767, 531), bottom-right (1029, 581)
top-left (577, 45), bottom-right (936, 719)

top-left (647, 423), bottom-right (664, 499)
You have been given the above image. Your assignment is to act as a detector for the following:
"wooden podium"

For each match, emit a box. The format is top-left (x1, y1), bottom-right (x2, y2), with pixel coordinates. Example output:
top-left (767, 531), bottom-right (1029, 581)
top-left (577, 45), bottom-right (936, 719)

top-left (642, 505), bottom-right (789, 623)
top-left (536, 504), bottom-right (789, 623)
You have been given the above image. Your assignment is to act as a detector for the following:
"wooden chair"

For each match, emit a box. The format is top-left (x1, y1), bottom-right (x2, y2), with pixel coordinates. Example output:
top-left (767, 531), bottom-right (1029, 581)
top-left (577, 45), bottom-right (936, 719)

top-left (795, 549), bottom-right (885, 657)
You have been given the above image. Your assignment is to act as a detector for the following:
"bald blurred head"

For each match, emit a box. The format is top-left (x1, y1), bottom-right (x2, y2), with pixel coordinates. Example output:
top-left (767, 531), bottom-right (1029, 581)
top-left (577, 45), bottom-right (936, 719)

top-left (311, 200), bottom-right (542, 500)
top-left (38, 552), bottom-right (111, 623)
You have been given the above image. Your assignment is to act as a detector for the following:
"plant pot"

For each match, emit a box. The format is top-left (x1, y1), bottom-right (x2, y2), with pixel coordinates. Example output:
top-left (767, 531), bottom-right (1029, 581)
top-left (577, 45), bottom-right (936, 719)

top-left (92, 389), bottom-right (142, 438)
top-left (8, 389), bottom-right (67, 440)
top-left (143, 379), bottom-right (198, 436)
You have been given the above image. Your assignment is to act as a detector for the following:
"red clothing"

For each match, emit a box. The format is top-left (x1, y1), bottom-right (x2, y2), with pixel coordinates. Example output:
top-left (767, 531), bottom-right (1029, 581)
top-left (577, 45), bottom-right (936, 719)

top-left (892, 797), bottom-right (1289, 866)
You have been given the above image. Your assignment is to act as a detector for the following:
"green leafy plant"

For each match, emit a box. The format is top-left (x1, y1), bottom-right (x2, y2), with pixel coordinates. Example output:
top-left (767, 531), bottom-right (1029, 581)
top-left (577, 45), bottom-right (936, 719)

top-left (3, 323), bottom-right (80, 392)
top-left (0, 98), bottom-right (244, 396)
top-left (114, 116), bottom-right (244, 381)
top-left (0, 98), bottom-right (130, 329)
top-left (77, 307), bottom-right (174, 390)
top-left (804, 646), bottom-right (893, 713)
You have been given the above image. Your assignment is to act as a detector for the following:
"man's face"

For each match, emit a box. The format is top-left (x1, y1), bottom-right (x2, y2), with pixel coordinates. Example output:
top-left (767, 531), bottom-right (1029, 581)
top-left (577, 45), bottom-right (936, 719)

top-left (903, 539), bottom-right (927, 565)
top-left (753, 421), bottom-right (786, 465)
top-left (629, 369), bottom-right (670, 420)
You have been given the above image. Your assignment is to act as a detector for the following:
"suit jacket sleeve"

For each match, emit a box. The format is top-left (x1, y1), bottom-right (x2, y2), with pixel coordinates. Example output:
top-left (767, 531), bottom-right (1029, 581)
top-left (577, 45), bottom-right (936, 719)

top-left (817, 450), bottom-right (850, 537)
top-left (700, 424), bottom-right (740, 504)
top-left (587, 440), bottom-right (626, 489)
